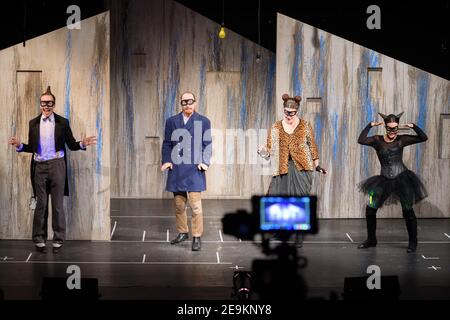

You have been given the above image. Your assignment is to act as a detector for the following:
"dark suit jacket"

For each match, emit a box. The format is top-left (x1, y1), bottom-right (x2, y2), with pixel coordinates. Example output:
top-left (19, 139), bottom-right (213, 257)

top-left (19, 112), bottom-right (85, 196)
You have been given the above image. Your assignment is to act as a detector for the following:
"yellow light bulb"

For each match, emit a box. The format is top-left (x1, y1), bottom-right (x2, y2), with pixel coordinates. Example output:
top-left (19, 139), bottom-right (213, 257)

top-left (218, 26), bottom-right (226, 39)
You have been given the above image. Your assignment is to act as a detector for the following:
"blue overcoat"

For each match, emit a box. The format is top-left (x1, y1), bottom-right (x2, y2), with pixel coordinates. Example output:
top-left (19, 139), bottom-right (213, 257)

top-left (162, 112), bottom-right (212, 192)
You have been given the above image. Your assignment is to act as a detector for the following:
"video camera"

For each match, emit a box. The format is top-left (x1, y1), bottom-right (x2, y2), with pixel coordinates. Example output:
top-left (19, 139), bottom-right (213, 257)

top-left (222, 195), bottom-right (318, 240)
top-left (222, 195), bottom-right (318, 300)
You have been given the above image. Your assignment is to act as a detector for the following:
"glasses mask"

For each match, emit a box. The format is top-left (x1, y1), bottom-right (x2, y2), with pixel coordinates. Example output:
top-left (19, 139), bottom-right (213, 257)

top-left (284, 109), bottom-right (297, 117)
top-left (385, 126), bottom-right (399, 133)
top-left (181, 99), bottom-right (195, 106)
top-left (40, 101), bottom-right (55, 107)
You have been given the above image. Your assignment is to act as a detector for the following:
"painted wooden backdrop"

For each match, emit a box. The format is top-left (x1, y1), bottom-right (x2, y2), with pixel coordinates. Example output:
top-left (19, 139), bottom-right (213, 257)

top-left (0, 13), bottom-right (110, 239)
top-left (276, 14), bottom-right (450, 218)
top-left (109, 0), bottom-right (276, 199)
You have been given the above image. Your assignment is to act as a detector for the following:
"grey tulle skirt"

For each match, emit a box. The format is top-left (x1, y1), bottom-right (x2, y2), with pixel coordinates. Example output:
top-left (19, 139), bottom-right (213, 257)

top-left (267, 160), bottom-right (313, 196)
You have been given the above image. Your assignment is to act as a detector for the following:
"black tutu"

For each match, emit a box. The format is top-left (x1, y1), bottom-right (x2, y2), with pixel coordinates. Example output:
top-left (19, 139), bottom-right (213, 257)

top-left (358, 170), bottom-right (428, 207)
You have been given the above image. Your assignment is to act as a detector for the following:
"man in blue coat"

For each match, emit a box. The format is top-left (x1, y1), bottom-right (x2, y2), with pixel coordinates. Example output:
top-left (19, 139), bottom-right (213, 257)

top-left (161, 91), bottom-right (212, 251)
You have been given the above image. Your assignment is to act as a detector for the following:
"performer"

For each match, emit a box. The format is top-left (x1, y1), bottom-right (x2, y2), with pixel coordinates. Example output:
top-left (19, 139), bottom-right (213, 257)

top-left (258, 94), bottom-right (327, 245)
top-left (8, 86), bottom-right (97, 253)
top-left (357, 112), bottom-right (428, 253)
top-left (161, 91), bottom-right (212, 251)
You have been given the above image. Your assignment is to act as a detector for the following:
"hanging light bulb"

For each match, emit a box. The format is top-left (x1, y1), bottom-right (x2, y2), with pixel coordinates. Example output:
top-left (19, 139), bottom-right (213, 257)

top-left (218, 24), bottom-right (226, 39)
top-left (218, 0), bottom-right (226, 39)
top-left (256, 53), bottom-right (261, 63)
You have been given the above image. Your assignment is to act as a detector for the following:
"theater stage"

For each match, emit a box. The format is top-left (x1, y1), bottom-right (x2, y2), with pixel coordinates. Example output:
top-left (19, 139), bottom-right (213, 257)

top-left (0, 199), bottom-right (449, 300)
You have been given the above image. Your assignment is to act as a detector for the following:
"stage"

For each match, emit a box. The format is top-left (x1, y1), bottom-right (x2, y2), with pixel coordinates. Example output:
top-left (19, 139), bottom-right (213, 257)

top-left (0, 199), bottom-right (449, 300)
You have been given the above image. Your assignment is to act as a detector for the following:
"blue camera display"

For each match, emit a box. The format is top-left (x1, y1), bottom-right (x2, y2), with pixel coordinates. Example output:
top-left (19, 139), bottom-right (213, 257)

top-left (259, 196), bottom-right (313, 232)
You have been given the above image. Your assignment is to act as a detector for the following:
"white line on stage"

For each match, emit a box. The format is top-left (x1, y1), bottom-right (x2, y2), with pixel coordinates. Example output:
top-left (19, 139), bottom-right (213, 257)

top-left (166, 229), bottom-right (169, 242)
top-left (422, 255), bottom-right (440, 260)
top-left (142, 254), bottom-right (146, 263)
top-left (110, 221), bottom-right (117, 238)
top-left (216, 252), bottom-right (221, 264)
top-left (142, 230), bottom-right (146, 242)
top-left (0, 260), bottom-right (233, 265)
top-left (218, 229), bottom-right (224, 242)
top-left (345, 233), bottom-right (354, 243)
top-left (26, 253), bottom-right (32, 263)
top-left (444, 233), bottom-right (450, 239)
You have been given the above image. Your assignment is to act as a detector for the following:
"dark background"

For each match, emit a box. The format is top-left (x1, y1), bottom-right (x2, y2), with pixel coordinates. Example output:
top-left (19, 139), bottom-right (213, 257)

top-left (1, 0), bottom-right (448, 80)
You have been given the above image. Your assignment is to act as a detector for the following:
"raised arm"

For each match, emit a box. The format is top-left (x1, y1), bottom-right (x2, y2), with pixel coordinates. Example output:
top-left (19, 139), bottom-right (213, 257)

top-left (358, 123), bottom-right (378, 146)
top-left (400, 123), bottom-right (428, 147)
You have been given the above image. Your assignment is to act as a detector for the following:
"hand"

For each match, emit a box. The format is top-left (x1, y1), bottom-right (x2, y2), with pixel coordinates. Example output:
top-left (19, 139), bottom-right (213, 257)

top-left (257, 146), bottom-right (267, 154)
top-left (161, 162), bottom-right (173, 171)
top-left (82, 136), bottom-right (97, 147)
top-left (315, 165), bottom-right (327, 174)
top-left (403, 123), bottom-right (414, 128)
top-left (257, 146), bottom-right (269, 157)
top-left (370, 121), bottom-right (383, 127)
top-left (8, 137), bottom-right (21, 147)
top-left (198, 163), bottom-right (208, 171)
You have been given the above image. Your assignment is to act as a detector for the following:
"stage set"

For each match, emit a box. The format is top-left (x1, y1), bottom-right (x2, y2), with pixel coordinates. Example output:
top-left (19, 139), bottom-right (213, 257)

top-left (0, 0), bottom-right (449, 300)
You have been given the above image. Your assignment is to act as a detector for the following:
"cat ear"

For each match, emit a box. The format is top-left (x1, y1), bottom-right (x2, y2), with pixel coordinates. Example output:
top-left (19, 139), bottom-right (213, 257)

top-left (294, 95), bottom-right (302, 103)
top-left (281, 94), bottom-right (290, 102)
top-left (378, 112), bottom-right (388, 120)
top-left (395, 111), bottom-right (404, 119)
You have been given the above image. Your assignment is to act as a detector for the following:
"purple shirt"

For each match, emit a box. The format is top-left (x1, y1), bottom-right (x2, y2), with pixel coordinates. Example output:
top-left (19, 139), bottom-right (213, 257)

top-left (16, 113), bottom-right (84, 161)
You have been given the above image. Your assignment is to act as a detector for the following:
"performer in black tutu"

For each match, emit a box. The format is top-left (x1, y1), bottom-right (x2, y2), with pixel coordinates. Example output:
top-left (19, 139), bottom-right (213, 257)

top-left (357, 112), bottom-right (428, 253)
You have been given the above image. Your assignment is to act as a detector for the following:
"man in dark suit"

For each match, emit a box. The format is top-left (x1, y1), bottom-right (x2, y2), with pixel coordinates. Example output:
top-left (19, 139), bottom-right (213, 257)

top-left (8, 86), bottom-right (96, 253)
top-left (161, 91), bottom-right (212, 251)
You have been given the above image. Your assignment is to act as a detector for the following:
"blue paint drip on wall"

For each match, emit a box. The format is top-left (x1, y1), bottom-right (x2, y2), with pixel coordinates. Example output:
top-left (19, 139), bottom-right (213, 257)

top-left (314, 115), bottom-right (323, 149)
top-left (164, 35), bottom-right (180, 123)
top-left (359, 49), bottom-right (380, 177)
top-left (226, 86), bottom-right (234, 128)
top-left (199, 57), bottom-right (206, 113)
top-left (318, 34), bottom-right (326, 97)
top-left (64, 30), bottom-right (73, 207)
top-left (239, 41), bottom-right (248, 129)
top-left (332, 112), bottom-right (339, 161)
top-left (264, 55), bottom-right (276, 127)
top-left (96, 97), bottom-right (103, 175)
top-left (64, 31), bottom-right (72, 120)
top-left (415, 72), bottom-right (429, 171)
top-left (90, 63), bottom-right (103, 176)
top-left (292, 28), bottom-right (302, 96)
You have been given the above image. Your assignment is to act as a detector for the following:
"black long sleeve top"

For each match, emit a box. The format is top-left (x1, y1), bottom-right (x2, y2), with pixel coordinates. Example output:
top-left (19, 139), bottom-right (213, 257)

top-left (358, 123), bottom-right (428, 179)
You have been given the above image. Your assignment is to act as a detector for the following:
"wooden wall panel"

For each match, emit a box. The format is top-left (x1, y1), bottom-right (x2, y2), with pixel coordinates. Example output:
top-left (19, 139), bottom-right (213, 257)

top-left (110, 0), bottom-right (275, 199)
top-left (276, 14), bottom-right (450, 218)
top-left (0, 13), bottom-right (110, 239)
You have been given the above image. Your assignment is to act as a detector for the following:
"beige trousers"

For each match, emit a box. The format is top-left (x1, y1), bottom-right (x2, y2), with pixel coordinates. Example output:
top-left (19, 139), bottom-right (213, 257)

top-left (173, 192), bottom-right (203, 237)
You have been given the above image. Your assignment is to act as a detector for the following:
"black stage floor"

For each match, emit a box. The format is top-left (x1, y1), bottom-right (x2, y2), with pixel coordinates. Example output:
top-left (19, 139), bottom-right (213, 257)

top-left (0, 199), bottom-right (449, 300)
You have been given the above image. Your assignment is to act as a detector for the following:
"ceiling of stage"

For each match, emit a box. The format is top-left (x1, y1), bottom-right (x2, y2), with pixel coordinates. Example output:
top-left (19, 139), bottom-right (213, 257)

top-left (1, 0), bottom-right (448, 80)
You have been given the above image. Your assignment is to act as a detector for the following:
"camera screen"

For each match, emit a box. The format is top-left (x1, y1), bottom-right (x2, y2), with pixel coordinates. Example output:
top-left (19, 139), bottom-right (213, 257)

top-left (259, 196), bottom-right (316, 232)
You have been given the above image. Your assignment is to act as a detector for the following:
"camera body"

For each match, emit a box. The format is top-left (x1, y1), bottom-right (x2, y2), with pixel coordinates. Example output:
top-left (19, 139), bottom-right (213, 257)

top-left (223, 195), bottom-right (318, 300)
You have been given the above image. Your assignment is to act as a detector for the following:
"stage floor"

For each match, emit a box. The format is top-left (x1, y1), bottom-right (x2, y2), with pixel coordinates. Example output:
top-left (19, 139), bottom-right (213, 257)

top-left (0, 199), bottom-right (449, 300)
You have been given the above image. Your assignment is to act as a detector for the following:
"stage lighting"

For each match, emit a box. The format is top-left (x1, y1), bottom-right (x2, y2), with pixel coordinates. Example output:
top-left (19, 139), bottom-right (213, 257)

top-left (218, 25), bottom-right (226, 39)
top-left (232, 271), bottom-right (252, 300)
